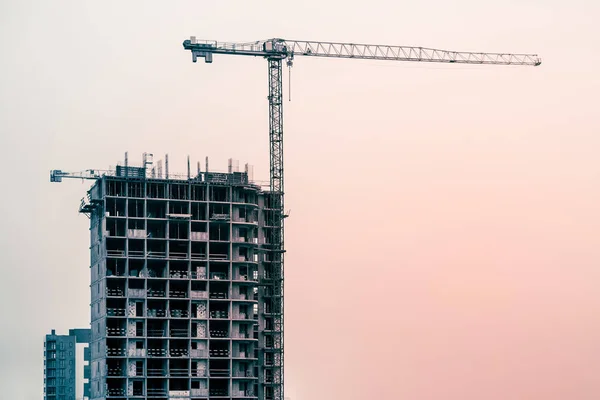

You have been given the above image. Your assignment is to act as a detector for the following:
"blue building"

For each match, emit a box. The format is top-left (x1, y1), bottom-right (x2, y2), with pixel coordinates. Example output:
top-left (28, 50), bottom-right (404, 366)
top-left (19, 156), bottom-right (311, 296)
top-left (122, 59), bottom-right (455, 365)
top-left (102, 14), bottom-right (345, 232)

top-left (44, 328), bottom-right (91, 400)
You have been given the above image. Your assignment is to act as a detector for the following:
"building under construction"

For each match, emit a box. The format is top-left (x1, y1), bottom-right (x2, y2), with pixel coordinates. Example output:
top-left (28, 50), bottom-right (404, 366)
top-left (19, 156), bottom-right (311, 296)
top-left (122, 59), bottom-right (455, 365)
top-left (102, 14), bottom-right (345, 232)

top-left (52, 154), bottom-right (283, 400)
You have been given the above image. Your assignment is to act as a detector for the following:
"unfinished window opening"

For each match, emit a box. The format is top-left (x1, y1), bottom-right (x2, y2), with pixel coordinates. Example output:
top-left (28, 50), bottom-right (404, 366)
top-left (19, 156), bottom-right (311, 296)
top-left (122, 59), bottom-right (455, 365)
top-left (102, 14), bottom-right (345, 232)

top-left (234, 265), bottom-right (248, 281)
top-left (170, 300), bottom-right (189, 318)
top-left (262, 284), bottom-right (273, 297)
top-left (191, 280), bottom-right (207, 294)
top-left (147, 359), bottom-right (166, 378)
top-left (127, 181), bottom-right (144, 198)
top-left (235, 285), bottom-right (248, 300)
top-left (209, 186), bottom-right (229, 202)
top-left (128, 239), bottom-right (144, 259)
top-left (209, 300), bottom-right (229, 319)
top-left (234, 322), bottom-right (250, 339)
top-left (264, 317), bottom-right (274, 331)
top-left (235, 227), bottom-right (248, 242)
top-left (147, 281), bottom-right (166, 298)
top-left (190, 321), bottom-right (199, 338)
top-left (106, 338), bottom-right (125, 356)
top-left (237, 206), bottom-right (256, 223)
top-left (146, 200), bottom-right (166, 219)
top-left (169, 339), bottom-right (189, 358)
top-left (264, 369), bottom-right (274, 384)
top-left (146, 240), bottom-right (166, 258)
top-left (129, 259), bottom-right (145, 277)
top-left (106, 359), bottom-right (125, 376)
top-left (135, 302), bottom-right (144, 317)
top-left (106, 298), bottom-right (126, 317)
top-left (169, 201), bottom-right (189, 215)
top-left (238, 188), bottom-right (258, 204)
top-left (209, 265), bottom-right (229, 281)
top-left (209, 204), bottom-right (230, 220)
top-left (209, 243), bottom-right (229, 260)
top-left (106, 198), bottom-right (126, 217)
top-left (147, 220), bottom-right (166, 239)
top-left (128, 218), bottom-right (145, 230)
top-left (106, 258), bottom-right (126, 277)
top-left (147, 320), bottom-right (166, 338)
top-left (169, 184), bottom-right (188, 200)
top-left (169, 221), bottom-right (189, 240)
top-left (169, 241), bottom-right (188, 259)
top-left (209, 223), bottom-right (229, 241)
top-left (191, 242), bottom-right (207, 261)
top-left (209, 320), bottom-right (229, 339)
top-left (233, 188), bottom-right (244, 203)
top-left (191, 222), bottom-right (208, 241)
top-left (146, 183), bottom-right (166, 199)
top-left (106, 319), bottom-right (125, 337)
top-left (191, 185), bottom-right (206, 201)
top-left (209, 359), bottom-right (229, 378)
top-left (265, 352), bottom-right (274, 366)
top-left (169, 260), bottom-right (189, 278)
top-left (234, 304), bottom-right (250, 320)
top-left (208, 341), bottom-right (230, 358)
top-left (146, 260), bottom-right (166, 278)
top-left (127, 220), bottom-right (146, 240)
top-left (169, 359), bottom-right (189, 377)
top-left (169, 280), bottom-right (189, 299)
top-left (147, 299), bottom-right (166, 318)
top-left (209, 281), bottom-right (228, 301)
top-left (128, 279), bottom-right (144, 301)
top-left (235, 342), bottom-right (250, 358)
top-left (237, 381), bottom-right (249, 394)
top-left (168, 377), bottom-right (190, 391)
top-left (106, 278), bottom-right (125, 297)
top-left (106, 218), bottom-right (126, 237)
top-left (191, 203), bottom-right (207, 220)
top-left (237, 247), bottom-right (249, 262)
top-left (147, 338), bottom-right (167, 357)
top-left (128, 199), bottom-right (145, 218)
top-left (106, 180), bottom-right (126, 197)
top-left (170, 320), bottom-right (189, 338)
top-left (238, 207), bottom-right (247, 221)
top-left (209, 379), bottom-right (229, 397)
top-left (135, 321), bottom-right (144, 337)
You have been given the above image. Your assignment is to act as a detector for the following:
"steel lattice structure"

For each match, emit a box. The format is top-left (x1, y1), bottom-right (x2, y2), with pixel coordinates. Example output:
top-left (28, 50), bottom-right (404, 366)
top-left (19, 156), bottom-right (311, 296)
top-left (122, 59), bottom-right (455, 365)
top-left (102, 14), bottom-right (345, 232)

top-left (182, 37), bottom-right (541, 400)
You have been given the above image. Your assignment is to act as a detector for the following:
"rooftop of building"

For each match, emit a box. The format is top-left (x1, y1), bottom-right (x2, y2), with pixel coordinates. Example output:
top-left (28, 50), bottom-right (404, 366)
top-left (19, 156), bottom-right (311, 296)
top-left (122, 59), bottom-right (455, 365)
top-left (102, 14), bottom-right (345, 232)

top-left (45, 328), bottom-right (91, 343)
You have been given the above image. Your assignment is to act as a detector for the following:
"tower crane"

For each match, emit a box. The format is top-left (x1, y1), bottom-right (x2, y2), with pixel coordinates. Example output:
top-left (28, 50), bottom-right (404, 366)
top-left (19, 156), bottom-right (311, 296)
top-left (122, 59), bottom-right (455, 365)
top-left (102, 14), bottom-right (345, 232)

top-left (183, 37), bottom-right (540, 400)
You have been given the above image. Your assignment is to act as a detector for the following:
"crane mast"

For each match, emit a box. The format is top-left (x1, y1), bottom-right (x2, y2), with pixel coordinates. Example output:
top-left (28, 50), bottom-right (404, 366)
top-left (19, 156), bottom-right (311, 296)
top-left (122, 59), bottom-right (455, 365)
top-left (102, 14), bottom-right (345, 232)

top-left (183, 37), bottom-right (541, 400)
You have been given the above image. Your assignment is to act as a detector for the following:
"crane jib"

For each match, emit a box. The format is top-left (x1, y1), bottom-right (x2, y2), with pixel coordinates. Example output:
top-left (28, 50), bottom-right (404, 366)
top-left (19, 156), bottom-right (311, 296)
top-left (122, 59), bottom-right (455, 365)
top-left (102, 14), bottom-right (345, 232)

top-left (183, 38), bottom-right (541, 66)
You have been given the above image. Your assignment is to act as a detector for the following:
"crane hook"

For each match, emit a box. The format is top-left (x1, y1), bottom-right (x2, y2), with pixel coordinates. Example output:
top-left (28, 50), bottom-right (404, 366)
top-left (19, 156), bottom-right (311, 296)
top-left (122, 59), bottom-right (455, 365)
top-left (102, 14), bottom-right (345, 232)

top-left (286, 57), bottom-right (294, 102)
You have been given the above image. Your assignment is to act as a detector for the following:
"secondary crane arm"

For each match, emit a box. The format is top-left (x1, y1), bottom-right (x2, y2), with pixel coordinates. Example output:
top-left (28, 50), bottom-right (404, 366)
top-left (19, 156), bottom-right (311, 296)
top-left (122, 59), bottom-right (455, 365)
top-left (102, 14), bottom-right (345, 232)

top-left (183, 37), bottom-right (541, 66)
top-left (50, 169), bottom-right (107, 182)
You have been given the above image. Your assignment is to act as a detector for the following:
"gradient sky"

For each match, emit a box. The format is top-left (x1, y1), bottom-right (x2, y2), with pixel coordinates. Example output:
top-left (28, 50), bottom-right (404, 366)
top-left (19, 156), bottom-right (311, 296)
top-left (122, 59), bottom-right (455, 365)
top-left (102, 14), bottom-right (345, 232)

top-left (1, 1), bottom-right (599, 399)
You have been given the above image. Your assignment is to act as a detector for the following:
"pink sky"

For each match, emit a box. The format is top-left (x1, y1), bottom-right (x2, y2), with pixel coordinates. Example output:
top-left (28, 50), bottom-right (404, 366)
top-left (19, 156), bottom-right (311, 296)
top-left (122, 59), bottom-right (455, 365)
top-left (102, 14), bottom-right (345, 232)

top-left (1, 1), bottom-right (599, 399)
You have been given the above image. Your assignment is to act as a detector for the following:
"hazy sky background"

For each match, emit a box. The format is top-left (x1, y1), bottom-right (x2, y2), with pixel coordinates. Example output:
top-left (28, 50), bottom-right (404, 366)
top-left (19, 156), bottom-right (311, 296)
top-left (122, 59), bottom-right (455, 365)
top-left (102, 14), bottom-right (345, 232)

top-left (1, 1), bottom-right (599, 399)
